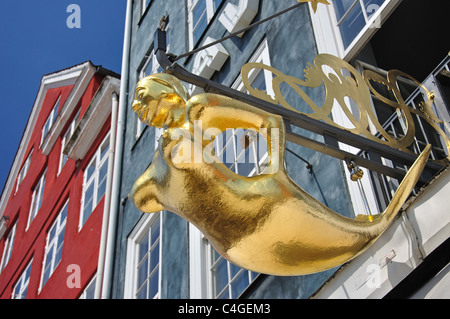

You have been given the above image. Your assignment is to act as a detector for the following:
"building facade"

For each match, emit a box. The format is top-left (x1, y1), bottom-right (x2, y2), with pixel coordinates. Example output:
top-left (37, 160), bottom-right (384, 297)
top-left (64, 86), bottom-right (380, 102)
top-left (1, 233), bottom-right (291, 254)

top-left (106, 0), bottom-right (449, 300)
top-left (0, 62), bottom-right (120, 299)
top-left (107, 0), bottom-right (360, 300)
top-left (2, 0), bottom-right (448, 300)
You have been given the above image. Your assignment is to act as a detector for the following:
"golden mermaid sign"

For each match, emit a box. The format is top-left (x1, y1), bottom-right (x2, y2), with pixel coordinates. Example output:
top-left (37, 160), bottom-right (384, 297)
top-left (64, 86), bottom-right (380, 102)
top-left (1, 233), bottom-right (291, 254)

top-left (129, 70), bottom-right (432, 276)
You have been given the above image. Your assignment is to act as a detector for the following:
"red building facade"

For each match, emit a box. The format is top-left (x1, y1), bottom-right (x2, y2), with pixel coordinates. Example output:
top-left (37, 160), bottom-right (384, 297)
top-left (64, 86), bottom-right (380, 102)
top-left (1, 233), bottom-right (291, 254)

top-left (0, 62), bottom-right (120, 299)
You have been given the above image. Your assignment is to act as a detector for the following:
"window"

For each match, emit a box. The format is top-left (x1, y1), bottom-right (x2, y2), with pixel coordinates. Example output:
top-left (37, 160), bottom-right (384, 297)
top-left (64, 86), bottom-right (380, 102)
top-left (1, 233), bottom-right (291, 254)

top-left (41, 201), bottom-right (68, 288)
top-left (80, 134), bottom-right (110, 228)
top-left (1, 221), bottom-right (17, 272)
top-left (41, 95), bottom-right (61, 144)
top-left (188, 0), bottom-right (223, 48)
top-left (310, 0), bottom-right (400, 59)
top-left (207, 243), bottom-right (258, 299)
top-left (79, 276), bottom-right (96, 299)
top-left (333, 0), bottom-right (386, 49)
top-left (59, 111), bottom-right (79, 173)
top-left (27, 169), bottom-right (46, 228)
top-left (125, 213), bottom-right (161, 299)
top-left (16, 149), bottom-right (32, 193)
top-left (12, 260), bottom-right (33, 299)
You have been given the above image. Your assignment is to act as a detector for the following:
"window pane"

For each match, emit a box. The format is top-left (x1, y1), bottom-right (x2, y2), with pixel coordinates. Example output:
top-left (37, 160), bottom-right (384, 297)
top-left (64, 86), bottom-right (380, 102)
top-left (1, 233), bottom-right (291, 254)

top-left (12, 260), bottom-right (32, 299)
top-left (49, 224), bottom-right (57, 242)
top-left (137, 283), bottom-right (147, 299)
top-left (84, 278), bottom-right (96, 299)
top-left (139, 235), bottom-right (149, 262)
top-left (231, 271), bottom-right (249, 298)
top-left (42, 121), bottom-right (50, 141)
top-left (229, 263), bottom-right (241, 278)
top-left (251, 70), bottom-right (267, 92)
top-left (193, 14), bottom-right (208, 44)
top-left (192, 0), bottom-right (206, 23)
top-left (214, 257), bottom-right (228, 296)
top-left (83, 183), bottom-right (94, 212)
top-left (51, 109), bottom-right (58, 129)
top-left (337, 1), bottom-right (365, 48)
top-left (100, 139), bottom-right (110, 161)
top-left (218, 289), bottom-right (229, 299)
top-left (150, 242), bottom-right (159, 273)
top-left (149, 271), bottom-right (159, 298)
top-left (20, 287), bottom-right (28, 299)
top-left (36, 174), bottom-right (46, 212)
top-left (60, 204), bottom-right (68, 222)
top-left (334, 0), bottom-right (386, 49)
top-left (86, 161), bottom-right (96, 182)
top-left (55, 244), bottom-right (63, 266)
top-left (83, 198), bottom-right (93, 225)
top-left (150, 217), bottom-right (160, 245)
top-left (334, 0), bottom-right (358, 20)
top-left (192, 0), bottom-right (208, 45)
top-left (143, 59), bottom-right (153, 77)
top-left (43, 258), bottom-right (52, 285)
top-left (57, 226), bottom-right (66, 247)
top-left (97, 161), bottom-right (109, 202)
top-left (138, 257), bottom-right (148, 285)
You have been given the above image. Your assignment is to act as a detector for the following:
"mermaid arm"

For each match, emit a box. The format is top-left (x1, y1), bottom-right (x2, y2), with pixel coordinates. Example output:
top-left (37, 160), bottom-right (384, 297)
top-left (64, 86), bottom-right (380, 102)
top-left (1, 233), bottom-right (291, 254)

top-left (186, 93), bottom-right (285, 173)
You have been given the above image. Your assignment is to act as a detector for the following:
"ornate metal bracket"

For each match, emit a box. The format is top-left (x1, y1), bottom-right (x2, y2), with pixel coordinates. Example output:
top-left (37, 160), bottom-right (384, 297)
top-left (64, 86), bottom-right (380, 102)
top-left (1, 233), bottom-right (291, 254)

top-left (154, 28), bottom-right (444, 184)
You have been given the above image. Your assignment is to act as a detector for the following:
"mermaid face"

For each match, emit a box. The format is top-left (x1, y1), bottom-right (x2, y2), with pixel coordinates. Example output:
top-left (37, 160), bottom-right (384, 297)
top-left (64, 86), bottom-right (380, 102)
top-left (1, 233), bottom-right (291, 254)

top-left (132, 73), bottom-right (189, 128)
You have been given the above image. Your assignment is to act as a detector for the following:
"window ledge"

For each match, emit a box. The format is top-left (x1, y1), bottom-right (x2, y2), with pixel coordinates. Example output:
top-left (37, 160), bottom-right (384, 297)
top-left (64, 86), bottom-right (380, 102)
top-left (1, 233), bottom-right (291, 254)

top-left (190, 36), bottom-right (229, 95)
top-left (218, 0), bottom-right (259, 37)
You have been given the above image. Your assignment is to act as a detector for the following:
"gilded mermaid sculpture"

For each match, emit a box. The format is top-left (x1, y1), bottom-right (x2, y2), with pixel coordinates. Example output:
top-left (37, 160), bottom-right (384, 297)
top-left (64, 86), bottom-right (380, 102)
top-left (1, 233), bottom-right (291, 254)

top-left (129, 73), bottom-right (431, 276)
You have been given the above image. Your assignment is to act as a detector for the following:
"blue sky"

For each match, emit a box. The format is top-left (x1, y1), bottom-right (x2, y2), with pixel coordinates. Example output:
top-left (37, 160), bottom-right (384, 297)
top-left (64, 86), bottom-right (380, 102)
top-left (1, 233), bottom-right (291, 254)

top-left (0, 1), bottom-right (126, 192)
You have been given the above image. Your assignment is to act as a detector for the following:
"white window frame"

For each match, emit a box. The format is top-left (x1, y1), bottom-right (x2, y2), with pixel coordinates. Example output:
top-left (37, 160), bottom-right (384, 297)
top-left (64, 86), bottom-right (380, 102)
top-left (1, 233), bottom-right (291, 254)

top-left (124, 212), bottom-right (162, 299)
top-left (27, 169), bottom-right (46, 229)
top-left (12, 259), bottom-right (33, 299)
top-left (41, 95), bottom-right (61, 145)
top-left (189, 40), bottom-right (272, 298)
top-left (1, 221), bottom-right (17, 272)
top-left (79, 133), bottom-right (110, 229)
top-left (187, 0), bottom-right (223, 50)
top-left (40, 200), bottom-right (68, 290)
top-left (16, 149), bottom-right (33, 193)
top-left (309, 0), bottom-right (401, 60)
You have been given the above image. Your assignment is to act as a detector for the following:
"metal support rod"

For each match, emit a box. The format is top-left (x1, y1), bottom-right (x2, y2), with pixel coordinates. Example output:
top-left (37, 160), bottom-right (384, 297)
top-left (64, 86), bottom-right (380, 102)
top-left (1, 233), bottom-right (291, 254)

top-left (172, 2), bottom-right (306, 62)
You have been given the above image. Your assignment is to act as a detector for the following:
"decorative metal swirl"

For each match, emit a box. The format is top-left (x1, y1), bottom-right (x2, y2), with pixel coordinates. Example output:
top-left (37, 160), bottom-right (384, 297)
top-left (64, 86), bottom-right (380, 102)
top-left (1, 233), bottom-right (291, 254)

top-left (241, 54), bottom-right (450, 164)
